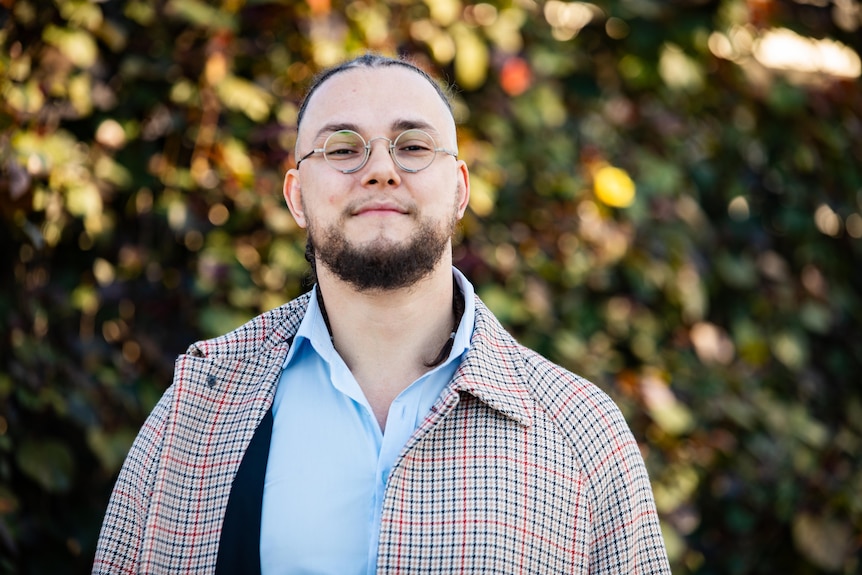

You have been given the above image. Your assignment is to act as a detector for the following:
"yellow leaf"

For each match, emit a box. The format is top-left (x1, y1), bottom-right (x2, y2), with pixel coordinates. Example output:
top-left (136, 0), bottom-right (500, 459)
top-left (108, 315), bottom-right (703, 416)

top-left (66, 183), bottom-right (103, 219)
top-left (659, 43), bottom-right (705, 92)
top-left (424, 0), bottom-right (461, 26)
top-left (216, 75), bottom-right (274, 122)
top-left (56, 0), bottom-right (103, 30)
top-left (452, 24), bottom-right (488, 90)
top-left (594, 165), bottom-right (636, 208)
top-left (5, 79), bottom-right (45, 115)
top-left (71, 285), bottom-right (100, 314)
top-left (43, 25), bottom-right (98, 68)
top-left (221, 138), bottom-right (254, 183)
top-left (653, 464), bottom-right (699, 514)
top-left (641, 371), bottom-right (694, 436)
top-left (68, 74), bottom-right (93, 116)
top-left (468, 173), bottom-right (496, 216)
top-left (95, 155), bottom-right (132, 188)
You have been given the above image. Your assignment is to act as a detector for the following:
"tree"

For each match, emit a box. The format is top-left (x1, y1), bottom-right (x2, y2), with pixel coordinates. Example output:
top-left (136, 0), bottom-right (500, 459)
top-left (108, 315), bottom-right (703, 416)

top-left (2, 0), bottom-right (860, 572)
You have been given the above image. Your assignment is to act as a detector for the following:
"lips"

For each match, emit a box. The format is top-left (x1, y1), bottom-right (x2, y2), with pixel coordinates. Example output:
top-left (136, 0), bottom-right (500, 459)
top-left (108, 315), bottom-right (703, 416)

top-left (351, 201), bottom-right (409, 216)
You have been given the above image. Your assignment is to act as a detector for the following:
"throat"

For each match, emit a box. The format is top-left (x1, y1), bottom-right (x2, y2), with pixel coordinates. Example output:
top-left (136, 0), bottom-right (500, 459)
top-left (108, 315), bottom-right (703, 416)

top-left (314, 277), bottom-right (464, 369)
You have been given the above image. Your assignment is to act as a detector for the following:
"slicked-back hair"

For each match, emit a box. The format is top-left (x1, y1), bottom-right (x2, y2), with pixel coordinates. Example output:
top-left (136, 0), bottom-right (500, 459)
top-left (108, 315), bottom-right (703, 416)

top-left (295, 54), bottom-right (454, 131)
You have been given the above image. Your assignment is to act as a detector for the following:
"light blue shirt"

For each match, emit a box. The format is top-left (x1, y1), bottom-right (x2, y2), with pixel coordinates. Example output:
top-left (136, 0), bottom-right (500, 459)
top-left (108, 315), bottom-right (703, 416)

top-left (260, 269), bottom-right (475, 575)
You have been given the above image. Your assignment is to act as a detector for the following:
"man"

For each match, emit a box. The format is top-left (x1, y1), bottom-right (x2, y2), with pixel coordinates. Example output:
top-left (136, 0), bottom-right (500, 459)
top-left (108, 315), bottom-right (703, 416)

top-left (93, 54), bottom-right (671, 574)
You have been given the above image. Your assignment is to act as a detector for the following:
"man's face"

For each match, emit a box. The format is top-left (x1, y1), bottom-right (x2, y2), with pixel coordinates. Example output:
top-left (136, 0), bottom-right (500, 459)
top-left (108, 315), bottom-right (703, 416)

top-left (284, 66), bottom-right (470, 291)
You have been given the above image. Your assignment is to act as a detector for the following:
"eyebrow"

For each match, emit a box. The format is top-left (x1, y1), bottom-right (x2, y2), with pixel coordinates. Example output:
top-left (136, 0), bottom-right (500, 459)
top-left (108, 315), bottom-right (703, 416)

top-left (312, 119), bottom-right (443, 142)
top-left (312, 122), bottom-right (361, 142)
top-left (390, 118), bottom-right (439, 136)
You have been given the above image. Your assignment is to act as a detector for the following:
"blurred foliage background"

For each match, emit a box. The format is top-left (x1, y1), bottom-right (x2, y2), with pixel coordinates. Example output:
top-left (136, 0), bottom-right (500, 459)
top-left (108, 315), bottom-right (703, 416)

top-left (2, 0), bottom-right (862, 572)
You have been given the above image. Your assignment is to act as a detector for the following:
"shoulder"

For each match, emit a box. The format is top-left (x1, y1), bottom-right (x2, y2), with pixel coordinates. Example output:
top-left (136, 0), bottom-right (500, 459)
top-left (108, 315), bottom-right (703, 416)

top-left (474, 297), bottom-right (646, 497)
top-left (472, 296), bottom-right (634, 453)
top-left (186, 292), bottom-right (312, 359)
top-left (518, 345), bottom-right (633, 447)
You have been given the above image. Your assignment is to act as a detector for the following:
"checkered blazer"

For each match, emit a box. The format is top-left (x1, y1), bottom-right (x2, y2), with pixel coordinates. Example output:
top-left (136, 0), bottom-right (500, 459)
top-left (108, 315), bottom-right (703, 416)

top-left (93, 292), bottom-right (670, 574)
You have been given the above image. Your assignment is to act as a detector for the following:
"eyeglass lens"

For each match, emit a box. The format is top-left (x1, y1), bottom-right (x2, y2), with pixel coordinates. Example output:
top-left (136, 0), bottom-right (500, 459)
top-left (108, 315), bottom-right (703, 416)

top-left (323, 130), bottom-right (438, 172)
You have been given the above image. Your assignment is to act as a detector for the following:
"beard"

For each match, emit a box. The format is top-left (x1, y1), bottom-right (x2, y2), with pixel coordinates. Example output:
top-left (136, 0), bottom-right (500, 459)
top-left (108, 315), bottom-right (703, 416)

top-left (305, 202), bottom-right (458, 292)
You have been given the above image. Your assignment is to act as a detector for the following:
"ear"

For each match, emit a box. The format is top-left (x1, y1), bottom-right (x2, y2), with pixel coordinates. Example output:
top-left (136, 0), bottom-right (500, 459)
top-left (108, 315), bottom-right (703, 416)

top-left (283, 168), bottom-right (307, 229)
top-left (455, 160), bottom-right (470, 219)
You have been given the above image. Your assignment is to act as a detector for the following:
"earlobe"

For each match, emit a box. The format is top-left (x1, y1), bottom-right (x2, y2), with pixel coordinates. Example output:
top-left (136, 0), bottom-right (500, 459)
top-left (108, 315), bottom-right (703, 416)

top-left (283, 169), bottom-right (307, 228)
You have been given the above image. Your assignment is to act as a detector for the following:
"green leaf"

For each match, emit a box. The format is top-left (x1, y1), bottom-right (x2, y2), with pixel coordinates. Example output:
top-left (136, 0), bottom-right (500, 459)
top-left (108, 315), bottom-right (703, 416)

top-left (165, 0), bottom-right (237, 30)
top-left (793, 513), bottom-right (854, 571)
top-left (16, 439), bottom-right (75, 493)
top-left (87, 427), bottom-right (137, 474)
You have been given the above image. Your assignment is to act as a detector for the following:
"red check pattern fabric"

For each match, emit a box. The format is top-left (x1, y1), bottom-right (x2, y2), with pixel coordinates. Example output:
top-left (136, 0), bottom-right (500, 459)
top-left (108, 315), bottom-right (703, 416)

top-left (93, 293), bottom-right (670, 574)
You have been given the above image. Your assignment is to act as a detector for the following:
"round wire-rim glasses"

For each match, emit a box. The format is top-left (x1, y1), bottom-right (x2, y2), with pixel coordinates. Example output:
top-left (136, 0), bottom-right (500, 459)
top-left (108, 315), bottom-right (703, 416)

top-left (296, 129), bottom-right (458, 174)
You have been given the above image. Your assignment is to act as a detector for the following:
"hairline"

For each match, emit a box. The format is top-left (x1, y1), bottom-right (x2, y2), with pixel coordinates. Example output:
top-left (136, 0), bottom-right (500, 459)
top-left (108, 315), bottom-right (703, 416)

top-left (295, 54), bottom-right (455, 155)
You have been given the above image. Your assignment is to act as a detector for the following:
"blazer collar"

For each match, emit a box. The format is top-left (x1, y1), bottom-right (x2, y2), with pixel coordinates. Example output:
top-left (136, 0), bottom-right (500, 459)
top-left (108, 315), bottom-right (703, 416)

top-left (186, 293), bottom-right (311, 359)
top-left (450, 298), bottom-right (534, 427)
top-left (184, 292), bottom-right (533, 427)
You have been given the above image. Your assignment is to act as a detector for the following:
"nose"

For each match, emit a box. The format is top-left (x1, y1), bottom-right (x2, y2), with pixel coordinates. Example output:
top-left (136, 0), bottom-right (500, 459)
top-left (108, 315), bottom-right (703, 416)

top-left (361, 137), bottom-right (401, 186)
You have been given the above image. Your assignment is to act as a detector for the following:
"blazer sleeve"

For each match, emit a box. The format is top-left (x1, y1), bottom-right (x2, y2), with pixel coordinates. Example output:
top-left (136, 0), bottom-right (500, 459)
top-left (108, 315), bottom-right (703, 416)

top-left (91, 386), bottom-right (174, 575)
top-left (588, 417), bottom-right (671, 574)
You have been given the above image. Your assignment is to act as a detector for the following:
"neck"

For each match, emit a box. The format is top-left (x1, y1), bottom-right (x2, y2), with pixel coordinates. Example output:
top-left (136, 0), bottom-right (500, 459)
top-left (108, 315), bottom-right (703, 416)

top-left (316, 262), bottom-right (456, 366)
top-left (314, 260), bottom-right (457, 430)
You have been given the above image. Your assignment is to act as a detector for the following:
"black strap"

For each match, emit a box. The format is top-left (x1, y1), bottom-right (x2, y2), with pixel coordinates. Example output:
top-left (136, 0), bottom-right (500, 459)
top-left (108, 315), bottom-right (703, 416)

top-left (423, 276), bottom-right (464, 368)
top-left (215, 407), bottom-right (273, 575)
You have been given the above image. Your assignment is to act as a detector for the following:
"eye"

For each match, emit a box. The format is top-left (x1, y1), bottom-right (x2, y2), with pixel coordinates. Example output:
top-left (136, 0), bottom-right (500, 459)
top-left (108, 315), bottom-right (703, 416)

top-left (397, 141), bottom-right (432, 153)
top-left (324, 131), bottom-right (365, 159)
top-left (327, 144), bottom-right (361, 156)
top-left (395, 131), bottom-right (435, 155)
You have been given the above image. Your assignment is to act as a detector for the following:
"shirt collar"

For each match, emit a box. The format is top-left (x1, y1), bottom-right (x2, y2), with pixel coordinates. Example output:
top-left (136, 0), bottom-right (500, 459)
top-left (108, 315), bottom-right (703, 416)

top-left (449, 267), bottom-right (474, 361)
top-left (284, 267), bottom-right (476, 369)
top-left (280, 270), bottom-right (534, 427)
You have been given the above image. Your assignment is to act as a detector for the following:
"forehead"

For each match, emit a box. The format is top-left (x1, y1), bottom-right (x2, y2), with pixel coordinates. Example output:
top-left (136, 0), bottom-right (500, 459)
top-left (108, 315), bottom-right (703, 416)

top-left (298, 67), bottom-right (455, 142)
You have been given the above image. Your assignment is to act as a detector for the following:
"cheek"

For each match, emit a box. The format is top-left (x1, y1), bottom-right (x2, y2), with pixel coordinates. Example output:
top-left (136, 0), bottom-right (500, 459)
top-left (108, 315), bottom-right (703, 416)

top-left (318, 175), bottom-right (350, 207)
top-left (303, 177), bottom-right (346, 213)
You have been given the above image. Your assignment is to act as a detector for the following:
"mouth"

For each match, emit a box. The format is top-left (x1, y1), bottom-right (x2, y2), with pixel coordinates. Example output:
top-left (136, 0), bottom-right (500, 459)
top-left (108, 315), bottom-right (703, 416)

top-left (351, 201), bottom-right (410, 217)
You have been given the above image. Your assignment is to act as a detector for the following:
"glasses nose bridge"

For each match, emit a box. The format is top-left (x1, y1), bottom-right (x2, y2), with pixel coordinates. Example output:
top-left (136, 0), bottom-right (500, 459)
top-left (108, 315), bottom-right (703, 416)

top-left (364, 135), bottom-right (396, 161)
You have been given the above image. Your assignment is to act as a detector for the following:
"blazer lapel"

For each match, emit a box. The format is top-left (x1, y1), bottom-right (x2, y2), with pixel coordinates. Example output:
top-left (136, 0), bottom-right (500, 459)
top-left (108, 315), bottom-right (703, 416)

top-left (140, 348), bottom-right (287, 573)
